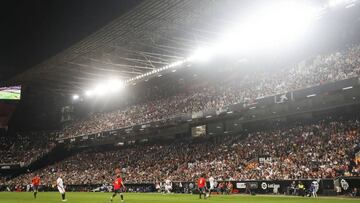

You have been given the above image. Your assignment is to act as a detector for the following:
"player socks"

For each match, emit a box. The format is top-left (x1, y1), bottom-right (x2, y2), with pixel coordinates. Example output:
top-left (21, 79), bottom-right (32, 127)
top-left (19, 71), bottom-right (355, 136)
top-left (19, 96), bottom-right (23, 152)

top-left (34, 192), bottom-right (37, 198)
top-left (120, 194), bottom-right (123, 200)
top-left (62, 193), bottom-right (66, 200)
top-left (111, 193), bottom-right (116, 202)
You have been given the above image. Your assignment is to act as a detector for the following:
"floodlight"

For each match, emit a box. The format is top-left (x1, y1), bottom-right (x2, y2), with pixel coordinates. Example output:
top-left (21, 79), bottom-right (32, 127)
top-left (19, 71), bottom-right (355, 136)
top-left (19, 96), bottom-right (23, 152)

top-left (188, 47), bottom-right (213, 62)
top-left (107, 79), bottom-right (124, 92)
top-left (217, 1), bottom-right (319, 53)
top-left (94, 84), bottom-right (108, 95)
top-left (85, 90), bottom-right (93, 97)
top-left (72, 94), bottom-right (79, 100)
top-left (171, 60), bottom-right (184, 67)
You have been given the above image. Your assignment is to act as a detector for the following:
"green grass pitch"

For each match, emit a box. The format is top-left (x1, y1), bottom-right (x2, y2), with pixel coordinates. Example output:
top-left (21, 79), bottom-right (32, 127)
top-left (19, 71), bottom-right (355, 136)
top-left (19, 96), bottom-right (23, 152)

top-left (0, 192), bottom-right (358, 203)
top-left (0, 91), bottom-right (20, 100)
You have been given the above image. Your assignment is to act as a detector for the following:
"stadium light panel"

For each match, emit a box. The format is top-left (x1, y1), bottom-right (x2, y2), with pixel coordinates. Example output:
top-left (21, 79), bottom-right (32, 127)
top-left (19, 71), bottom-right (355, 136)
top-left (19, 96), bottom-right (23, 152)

top-left (106, 79), bottom-right (124, 92)
top-left (85, 90), bottom-right (93, 97)
top-left (188, 47), bottom-right (213, 62)
top-left (72, 94), bottom-right (79, 100)
top-left (170, 60), bottom-right (185, 67)
top-left (94, 84), bottom-right (108, 96)
top-left (125, 58), bottom-right (188, 83)
top-left (217, 1), bottom-right (319, 53)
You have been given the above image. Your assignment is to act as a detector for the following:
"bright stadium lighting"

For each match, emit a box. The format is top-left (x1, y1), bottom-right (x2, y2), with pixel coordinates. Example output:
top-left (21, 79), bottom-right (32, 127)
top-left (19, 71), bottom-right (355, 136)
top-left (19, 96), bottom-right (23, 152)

top-left (263, 2), bottom-right (316, 43)
top-left (328, 0), bottom-right (356, 7)
top-left (188, 47), bottom-right (213, 62)
top-left (329, 0), bottom-right (343, 7)
top-left (125, 1), bottom-right (333, 83)
top-left (94, 84), bottom-right (108, 96)
top-left (124, 59), bottom-right (188, 84)
top-left (169, 60), bottom-right (185, 67)
top-left (218, 1), bottom-right (319, 52)
top-left (106, 79), bottom-right (124, 92)
top-left (85, 90), bottom-right (93, 97)
top-left (72, 94), bottom-right (79, 100)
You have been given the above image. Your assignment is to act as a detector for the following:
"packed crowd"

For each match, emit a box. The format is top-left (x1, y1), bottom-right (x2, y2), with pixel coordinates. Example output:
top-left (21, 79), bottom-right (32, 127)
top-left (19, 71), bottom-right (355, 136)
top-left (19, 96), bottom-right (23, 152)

top-left (0, 132), bottom-right (56, 166)
top-left (60, 44), bottom-right (360, 138)
top-left (6, 118), bottom-right (360, 186)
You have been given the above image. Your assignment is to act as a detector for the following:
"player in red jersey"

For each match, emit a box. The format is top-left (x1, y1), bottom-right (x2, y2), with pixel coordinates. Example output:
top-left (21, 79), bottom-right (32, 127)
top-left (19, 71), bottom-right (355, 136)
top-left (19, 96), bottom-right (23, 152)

top-left (197, 174), bottom-right (207, 199)
top-left (31, 174), bottom-right (41, 199)
top-left (111, 174), bottom-right (126, 202)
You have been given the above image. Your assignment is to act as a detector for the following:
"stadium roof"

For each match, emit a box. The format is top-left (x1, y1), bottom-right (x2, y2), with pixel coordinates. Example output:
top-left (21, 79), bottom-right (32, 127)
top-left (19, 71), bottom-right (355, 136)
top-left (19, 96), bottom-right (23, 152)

top-left (4, 0), bottom-right (337, 96)
top-left (4, 0), bottom-right (249, 95)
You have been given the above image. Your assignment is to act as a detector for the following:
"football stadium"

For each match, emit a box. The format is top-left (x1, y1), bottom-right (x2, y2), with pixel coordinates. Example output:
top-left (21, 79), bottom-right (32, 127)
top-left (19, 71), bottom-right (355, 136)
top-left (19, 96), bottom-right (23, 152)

top-left (0, 0), bottom-right (360, 202)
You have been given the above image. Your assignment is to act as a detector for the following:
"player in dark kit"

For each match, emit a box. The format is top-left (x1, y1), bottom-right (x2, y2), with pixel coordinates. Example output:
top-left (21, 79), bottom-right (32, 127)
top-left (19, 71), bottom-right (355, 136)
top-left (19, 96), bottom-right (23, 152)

top-left (111, 174), bottom-right (126, 202)
top-left (31, 174), bottom-right (41, 199)
top-left (197, 174), bottom-right (207, 199)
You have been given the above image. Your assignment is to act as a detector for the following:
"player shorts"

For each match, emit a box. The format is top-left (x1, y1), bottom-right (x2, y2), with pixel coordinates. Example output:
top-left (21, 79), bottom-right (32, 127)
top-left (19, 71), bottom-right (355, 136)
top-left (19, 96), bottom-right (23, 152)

top-left (199, 187), bottom-right (206, 193)
top-left (33, 185), bottom-right (39, 191)
top-left (57, 187), bottom-right (65, 194)
top-left (114, 188), bottom-right (124, 194)
top-left (165, 185), bottom-right (172, 191)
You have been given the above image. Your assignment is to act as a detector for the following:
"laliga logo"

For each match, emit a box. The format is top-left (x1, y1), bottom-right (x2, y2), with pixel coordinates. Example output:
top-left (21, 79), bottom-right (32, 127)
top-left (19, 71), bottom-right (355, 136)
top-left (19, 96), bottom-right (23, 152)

top-left (261, 182), bottom-right (268, 190)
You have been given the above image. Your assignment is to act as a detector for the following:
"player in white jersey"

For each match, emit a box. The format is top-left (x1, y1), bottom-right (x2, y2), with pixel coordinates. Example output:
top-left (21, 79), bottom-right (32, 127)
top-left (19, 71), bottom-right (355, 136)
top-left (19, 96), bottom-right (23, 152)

top-left (311, 180), bottom-right (319, 197)
top-left (209, 176), bottom-right (215, 190)
top-left (164, 178), bottom-right (172, 194)
top-left (56, 174), bottom-right (67, 201)
top-left (208, 176), bottom-right (215, 197)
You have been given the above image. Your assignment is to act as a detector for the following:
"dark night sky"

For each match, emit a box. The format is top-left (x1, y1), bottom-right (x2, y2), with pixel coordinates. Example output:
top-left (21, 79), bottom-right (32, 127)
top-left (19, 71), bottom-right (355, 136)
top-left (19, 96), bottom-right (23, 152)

top-left (0, 0), bottom-right (142, 82)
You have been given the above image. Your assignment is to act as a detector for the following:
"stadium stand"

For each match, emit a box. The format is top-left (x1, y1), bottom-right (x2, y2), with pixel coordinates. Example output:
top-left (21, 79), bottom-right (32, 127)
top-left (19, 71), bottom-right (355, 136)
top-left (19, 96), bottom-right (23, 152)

top-left (0, 43), bottom-right (359, 193)
top-left (59, 44), bottom-right (360, 138)
top-left (0, 132), bottom-right (56, 166)
top-left (5, 118), bottom-right (359, 187)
